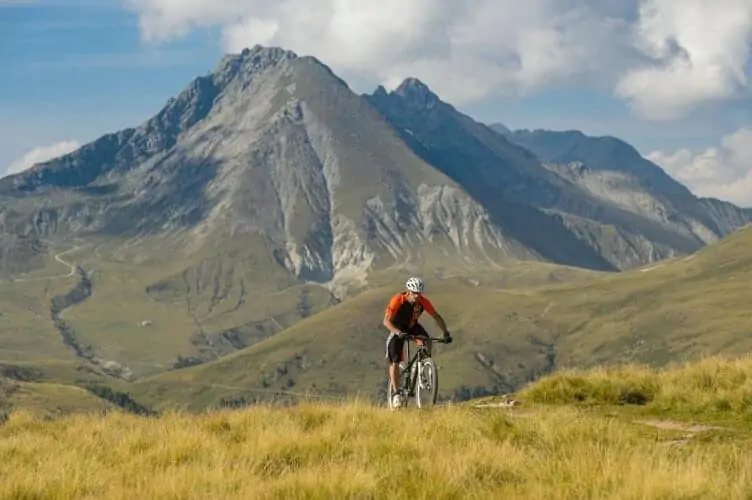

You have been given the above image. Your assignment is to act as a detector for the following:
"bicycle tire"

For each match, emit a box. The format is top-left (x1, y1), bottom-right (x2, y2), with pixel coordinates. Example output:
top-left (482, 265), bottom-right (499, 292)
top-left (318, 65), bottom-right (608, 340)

top-left (415, 357), bottom-right (439, 408)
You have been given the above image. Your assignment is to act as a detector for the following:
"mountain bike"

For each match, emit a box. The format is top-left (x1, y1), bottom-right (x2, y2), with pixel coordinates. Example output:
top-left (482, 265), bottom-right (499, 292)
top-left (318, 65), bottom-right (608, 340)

top-left (387, 334), bottom-right (448, 409)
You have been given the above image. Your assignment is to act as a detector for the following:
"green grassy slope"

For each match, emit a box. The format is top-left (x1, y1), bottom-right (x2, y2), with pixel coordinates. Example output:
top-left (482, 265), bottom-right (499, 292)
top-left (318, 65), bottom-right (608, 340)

top-left (0, 233), bottom-right (340, 379)
top-left (131, 225), bottom-right (752, 411)
top-left (0, 378), bottom-right (116, 418)
top-left (0, 228), bottom-right (602, 408)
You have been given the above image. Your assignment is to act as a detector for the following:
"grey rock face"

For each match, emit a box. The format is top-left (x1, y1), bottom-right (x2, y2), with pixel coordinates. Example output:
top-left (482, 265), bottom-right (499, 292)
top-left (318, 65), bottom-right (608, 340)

top-left (0, 46), bottom-right (534, 296)
top-left (0, 44), bottom-right (749, 291)
top-left (506, 129), bottom-right (752, 244)
top-left (366, 79), bottom-right (752, 271)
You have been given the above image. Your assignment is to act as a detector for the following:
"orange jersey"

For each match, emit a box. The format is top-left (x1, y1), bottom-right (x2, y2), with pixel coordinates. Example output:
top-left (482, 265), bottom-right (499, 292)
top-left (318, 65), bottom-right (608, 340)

top-left (384, 292), bottom-right (435, 331)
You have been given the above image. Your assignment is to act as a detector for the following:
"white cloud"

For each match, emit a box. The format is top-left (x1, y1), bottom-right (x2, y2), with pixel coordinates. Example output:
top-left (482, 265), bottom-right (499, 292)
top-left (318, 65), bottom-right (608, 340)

top-left (124, 0), bottom-right (752, 121)
top-left (647, 127), bottom-right (752, 207)
top-left (4, 140), bottom-right (80, 176)
top-left (616, 0), bottom-right (752, 120)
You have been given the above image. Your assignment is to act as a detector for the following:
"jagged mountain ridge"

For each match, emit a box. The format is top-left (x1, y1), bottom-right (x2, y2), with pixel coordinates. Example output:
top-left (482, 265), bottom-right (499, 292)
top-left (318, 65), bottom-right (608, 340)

top-left (363, 85), bottom-right (752, 270)
top-left (1, 44), bottom-right (749, 286)
top-left (494, 125), bottom-right (752, 233)
top-left (0, 46), bottom-right (539, 295)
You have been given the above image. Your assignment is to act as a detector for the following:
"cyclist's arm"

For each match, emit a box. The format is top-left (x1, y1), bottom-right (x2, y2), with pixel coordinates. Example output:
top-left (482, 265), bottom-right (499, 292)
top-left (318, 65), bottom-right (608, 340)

top-left (422, 297), bottom-right (449, 335)
top-left (383, 314), bottom-right (403, 334)
top-left (429, 310), bottom-right (449, 335)
top-left (383, 294), bottom-right (405, 334)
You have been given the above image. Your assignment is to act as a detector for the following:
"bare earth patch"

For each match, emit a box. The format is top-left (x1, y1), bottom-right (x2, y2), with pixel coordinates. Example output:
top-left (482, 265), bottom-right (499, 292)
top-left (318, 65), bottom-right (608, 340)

top-left (638, 419), bottom-right (726, 446)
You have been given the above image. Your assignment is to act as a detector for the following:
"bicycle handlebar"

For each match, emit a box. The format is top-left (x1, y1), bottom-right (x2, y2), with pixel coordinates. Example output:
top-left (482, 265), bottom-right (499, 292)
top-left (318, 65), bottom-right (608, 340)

top-left (400, 334), bottom-right (450, 344)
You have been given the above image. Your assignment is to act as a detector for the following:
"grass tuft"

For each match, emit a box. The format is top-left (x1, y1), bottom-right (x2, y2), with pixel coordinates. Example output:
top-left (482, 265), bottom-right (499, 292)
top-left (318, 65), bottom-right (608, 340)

top-left (519, 355), bottom-right (752, 417)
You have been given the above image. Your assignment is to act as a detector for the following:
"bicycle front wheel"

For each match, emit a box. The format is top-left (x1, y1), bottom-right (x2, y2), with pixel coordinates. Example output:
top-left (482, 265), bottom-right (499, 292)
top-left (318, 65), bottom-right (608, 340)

top-left (415, 357), bottom-right (438, 408)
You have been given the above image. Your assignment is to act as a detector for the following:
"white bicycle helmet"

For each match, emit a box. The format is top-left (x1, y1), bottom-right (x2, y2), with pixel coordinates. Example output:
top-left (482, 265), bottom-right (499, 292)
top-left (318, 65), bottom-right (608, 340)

top-left (405, 276), bottom-right (425, 293)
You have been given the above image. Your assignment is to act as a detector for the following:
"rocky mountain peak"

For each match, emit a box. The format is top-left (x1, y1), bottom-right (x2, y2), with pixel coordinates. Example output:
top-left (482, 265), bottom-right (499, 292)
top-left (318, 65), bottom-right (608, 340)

top-left (1, 45), bottom-right (304, 194)
top-left (489, 123), bottom-right (512, 136)
top-left (392, 77), bottom-right (440, 108)
top-left (211, 45), bottom-right (298, 89)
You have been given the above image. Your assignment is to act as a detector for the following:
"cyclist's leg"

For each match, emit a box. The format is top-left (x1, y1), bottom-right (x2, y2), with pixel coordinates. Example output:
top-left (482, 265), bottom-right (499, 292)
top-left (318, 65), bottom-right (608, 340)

top-left (386, 332), bottom-right (405, 394)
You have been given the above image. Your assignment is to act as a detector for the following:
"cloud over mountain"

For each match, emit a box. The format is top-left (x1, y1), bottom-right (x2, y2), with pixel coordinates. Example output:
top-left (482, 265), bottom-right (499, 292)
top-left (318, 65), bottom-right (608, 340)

top-left (126, 0), bottom-right (752, 120)
top-left (4, 140), bottom-right (81, 176)
top-left (615, 0), bottom-right (752, 120)
top-left (648, 127), bottom-right (752, 207)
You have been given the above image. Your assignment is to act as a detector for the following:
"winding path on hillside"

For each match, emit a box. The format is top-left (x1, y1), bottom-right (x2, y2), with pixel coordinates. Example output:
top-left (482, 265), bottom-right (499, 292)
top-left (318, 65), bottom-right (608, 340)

top-left (0, 243), bottom-right (82, 285)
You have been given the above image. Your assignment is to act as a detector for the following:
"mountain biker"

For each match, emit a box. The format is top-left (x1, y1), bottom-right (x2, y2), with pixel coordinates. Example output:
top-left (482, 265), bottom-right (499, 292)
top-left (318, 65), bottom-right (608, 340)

top-left (383, 276), bottom-right (452, 405)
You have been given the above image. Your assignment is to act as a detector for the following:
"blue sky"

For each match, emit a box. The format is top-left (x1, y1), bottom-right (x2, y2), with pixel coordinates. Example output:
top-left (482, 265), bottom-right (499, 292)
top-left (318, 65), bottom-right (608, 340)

top-left (1, 1), bottom-right (221, 162)
top-left (1, 0), bottom-right (751, 206)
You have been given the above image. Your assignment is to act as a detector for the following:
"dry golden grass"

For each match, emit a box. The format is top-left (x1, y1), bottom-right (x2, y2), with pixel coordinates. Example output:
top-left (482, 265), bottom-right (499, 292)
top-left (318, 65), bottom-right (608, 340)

top-left (1, 394), bottom-right (751, 498)
top-left (519, 355), bottom-right (752, 418)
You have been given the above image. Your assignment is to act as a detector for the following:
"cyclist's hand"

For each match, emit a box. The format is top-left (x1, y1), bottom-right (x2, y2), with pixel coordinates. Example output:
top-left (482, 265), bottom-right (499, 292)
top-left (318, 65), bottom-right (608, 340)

top-left (443, 332), bottom-right (453, 344)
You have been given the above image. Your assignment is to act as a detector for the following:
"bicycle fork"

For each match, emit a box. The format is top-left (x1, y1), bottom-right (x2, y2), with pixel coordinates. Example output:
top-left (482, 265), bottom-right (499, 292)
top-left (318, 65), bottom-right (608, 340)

top-left (404, 355), bottom-right (425, 398)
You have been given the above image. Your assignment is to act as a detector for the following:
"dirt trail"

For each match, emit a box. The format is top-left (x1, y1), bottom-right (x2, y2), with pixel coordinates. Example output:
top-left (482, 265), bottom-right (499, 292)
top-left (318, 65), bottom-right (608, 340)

top-left (0, 245), bottom-right (81, 284)
top-left (637, 419), bottom-right (726, 445)
top-left (469, 400), bottom-right (728, 446)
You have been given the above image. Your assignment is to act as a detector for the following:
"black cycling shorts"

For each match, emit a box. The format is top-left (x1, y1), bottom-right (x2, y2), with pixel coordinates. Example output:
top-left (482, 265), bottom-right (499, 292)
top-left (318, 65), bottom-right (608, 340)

top-left (385, 323), bottom-right (429, 363)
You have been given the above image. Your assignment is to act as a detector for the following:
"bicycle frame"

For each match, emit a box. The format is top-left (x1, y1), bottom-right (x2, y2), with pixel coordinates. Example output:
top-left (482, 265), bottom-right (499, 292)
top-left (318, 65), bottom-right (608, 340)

top-left (398, 335), bottom-right (446, 395)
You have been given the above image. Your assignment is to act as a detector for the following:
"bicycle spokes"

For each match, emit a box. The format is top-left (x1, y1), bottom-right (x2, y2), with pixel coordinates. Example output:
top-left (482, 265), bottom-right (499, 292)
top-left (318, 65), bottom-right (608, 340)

top-left (420, 364), bottom-right (431, 390)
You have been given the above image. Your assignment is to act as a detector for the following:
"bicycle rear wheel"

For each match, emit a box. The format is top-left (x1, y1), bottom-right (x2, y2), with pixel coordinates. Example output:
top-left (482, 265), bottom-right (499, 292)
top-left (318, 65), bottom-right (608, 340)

top-left (415, 357), bottom-right (438, 408)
